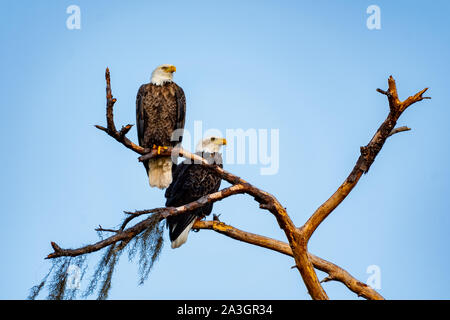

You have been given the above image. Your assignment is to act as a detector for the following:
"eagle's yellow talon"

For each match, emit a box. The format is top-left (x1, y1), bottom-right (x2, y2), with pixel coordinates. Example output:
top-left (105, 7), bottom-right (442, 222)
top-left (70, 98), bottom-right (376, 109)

top-left (153, 145), bottom-right (169, 155)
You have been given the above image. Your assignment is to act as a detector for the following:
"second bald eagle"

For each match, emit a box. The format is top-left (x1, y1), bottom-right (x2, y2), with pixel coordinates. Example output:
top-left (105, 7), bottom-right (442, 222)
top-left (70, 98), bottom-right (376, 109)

top-left (136, 64), bottom-right (186, 189)
top-left (165, 137), bottom-right (227, 248)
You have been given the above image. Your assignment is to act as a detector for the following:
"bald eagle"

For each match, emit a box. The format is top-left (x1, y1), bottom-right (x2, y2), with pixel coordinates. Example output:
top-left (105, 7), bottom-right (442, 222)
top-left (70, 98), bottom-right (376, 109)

top-left (136, 64), bottom-right (186, 189)
top-left (165, 137), bottom-right (227, 248)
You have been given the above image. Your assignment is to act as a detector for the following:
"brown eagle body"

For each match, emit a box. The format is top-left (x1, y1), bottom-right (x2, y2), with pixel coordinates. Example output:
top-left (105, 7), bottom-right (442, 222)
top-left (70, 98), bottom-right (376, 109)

top-left (136, 82), bottom-right (186, 148)
top-left (136, 81), bottom-right (186, 188)
top-left (165, 152), bottom-right (223, 248)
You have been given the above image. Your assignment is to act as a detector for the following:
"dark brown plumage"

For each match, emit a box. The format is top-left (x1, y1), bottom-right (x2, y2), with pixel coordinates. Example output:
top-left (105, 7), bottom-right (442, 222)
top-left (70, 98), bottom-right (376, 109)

top-left (136, 80), bottom-right (186, 188)
top-left (136, 81), bottom-right (186, 151)
top-left (165, 152), bottom-right (223, 248)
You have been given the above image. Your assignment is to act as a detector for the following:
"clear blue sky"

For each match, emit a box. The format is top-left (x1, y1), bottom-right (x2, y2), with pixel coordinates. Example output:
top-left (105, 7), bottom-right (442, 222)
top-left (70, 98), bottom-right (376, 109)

top-left (0, 0), bottom-right (449, 299)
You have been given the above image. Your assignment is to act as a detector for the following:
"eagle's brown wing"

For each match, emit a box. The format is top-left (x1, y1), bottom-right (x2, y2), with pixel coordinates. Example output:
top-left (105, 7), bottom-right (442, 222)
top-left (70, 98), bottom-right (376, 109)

top-left (172, 83), bottom-right (186, 145)
top-left (136, 84), bottom-right (146, 147)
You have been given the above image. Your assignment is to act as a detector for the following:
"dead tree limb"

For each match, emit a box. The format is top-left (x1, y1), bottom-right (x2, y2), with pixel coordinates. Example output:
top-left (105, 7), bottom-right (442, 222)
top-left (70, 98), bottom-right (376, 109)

top-left (45, 69), bottom-right (429, 300)
top-left (94, 68), bottom-right (148, 155)
top-left (193, 220), bottom-right (384, 300)
top-left (46, 204), bottom-right (383, 299)
top-left (301, 76), bottom-right (430, 243)
top-left (388, 126), bottom-right (411, 137)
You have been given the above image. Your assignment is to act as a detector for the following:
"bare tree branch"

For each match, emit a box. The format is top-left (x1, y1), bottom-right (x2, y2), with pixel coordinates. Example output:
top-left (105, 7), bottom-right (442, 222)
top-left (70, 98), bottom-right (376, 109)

top-left (47, 213), bottom-right (383, 300)
top-left (388, 126), bottom-right (411, 137)
top-left (301, 76), bottom-right (430, 242)
top-left (95, 68), bottom-right (148, 155)
top-left (193, 220), bottom-right (384, 300)
top-left (95, 225), bottom-right (119, 233)
top-left (46, 184), bottom-right (249, 259)
top-left (46, 69), bottom-right (430, 300)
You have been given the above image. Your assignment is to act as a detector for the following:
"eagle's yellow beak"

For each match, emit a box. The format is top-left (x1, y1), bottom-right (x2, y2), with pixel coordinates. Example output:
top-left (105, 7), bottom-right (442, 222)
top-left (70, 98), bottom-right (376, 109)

top-left (214, 138), bottom-right (227, 145)
top-left (165, 65), bottom-right (176, 73)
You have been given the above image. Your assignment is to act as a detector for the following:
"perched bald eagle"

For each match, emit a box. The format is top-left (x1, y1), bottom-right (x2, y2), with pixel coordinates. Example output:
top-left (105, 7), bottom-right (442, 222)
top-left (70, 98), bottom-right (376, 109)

top-left (136, 64), bottom-right (186, 189)
top-left (165, 137), bottom-right (227, 248)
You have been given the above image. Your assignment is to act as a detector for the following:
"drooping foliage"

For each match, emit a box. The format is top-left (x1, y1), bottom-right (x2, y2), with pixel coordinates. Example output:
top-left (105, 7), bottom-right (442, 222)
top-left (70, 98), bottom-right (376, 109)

top-left (29, 213), bottom-right (164, 300)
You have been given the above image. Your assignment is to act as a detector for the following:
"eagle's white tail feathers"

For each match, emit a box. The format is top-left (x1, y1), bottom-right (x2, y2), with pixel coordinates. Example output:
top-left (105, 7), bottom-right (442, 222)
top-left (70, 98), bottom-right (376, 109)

top-left (171, 219), bottom-right (196, 249)
top-left (148, 157), bottom-right (172, 189)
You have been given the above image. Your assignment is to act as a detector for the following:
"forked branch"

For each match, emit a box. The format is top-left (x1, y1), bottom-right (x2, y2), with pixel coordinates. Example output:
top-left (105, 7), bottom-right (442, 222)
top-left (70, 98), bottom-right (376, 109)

top-left (193, 220), bottom-right (384, 300)
top-left (301, 76), bottom-right (430, 242)
top-left (46, 69), bottom-right (430, 300)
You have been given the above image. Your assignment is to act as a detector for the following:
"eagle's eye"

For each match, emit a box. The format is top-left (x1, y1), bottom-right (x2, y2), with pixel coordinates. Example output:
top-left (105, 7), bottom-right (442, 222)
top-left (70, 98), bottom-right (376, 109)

top-left (211, 137), bottom-right (216, 141)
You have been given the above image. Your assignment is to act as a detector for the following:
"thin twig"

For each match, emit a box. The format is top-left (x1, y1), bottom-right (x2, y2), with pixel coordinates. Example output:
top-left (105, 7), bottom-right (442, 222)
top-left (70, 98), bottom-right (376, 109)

top-left (95, 225), bottom-right (119, 233)
top-left (388, 126), bottom-right (411, 137)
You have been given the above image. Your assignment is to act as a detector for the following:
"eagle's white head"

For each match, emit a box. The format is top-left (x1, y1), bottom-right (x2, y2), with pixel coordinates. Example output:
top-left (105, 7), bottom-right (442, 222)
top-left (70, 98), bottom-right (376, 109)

top-left (196, 136), bottom-right (227, 154)
top-left (151, 64), bottom-right (177, 86)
